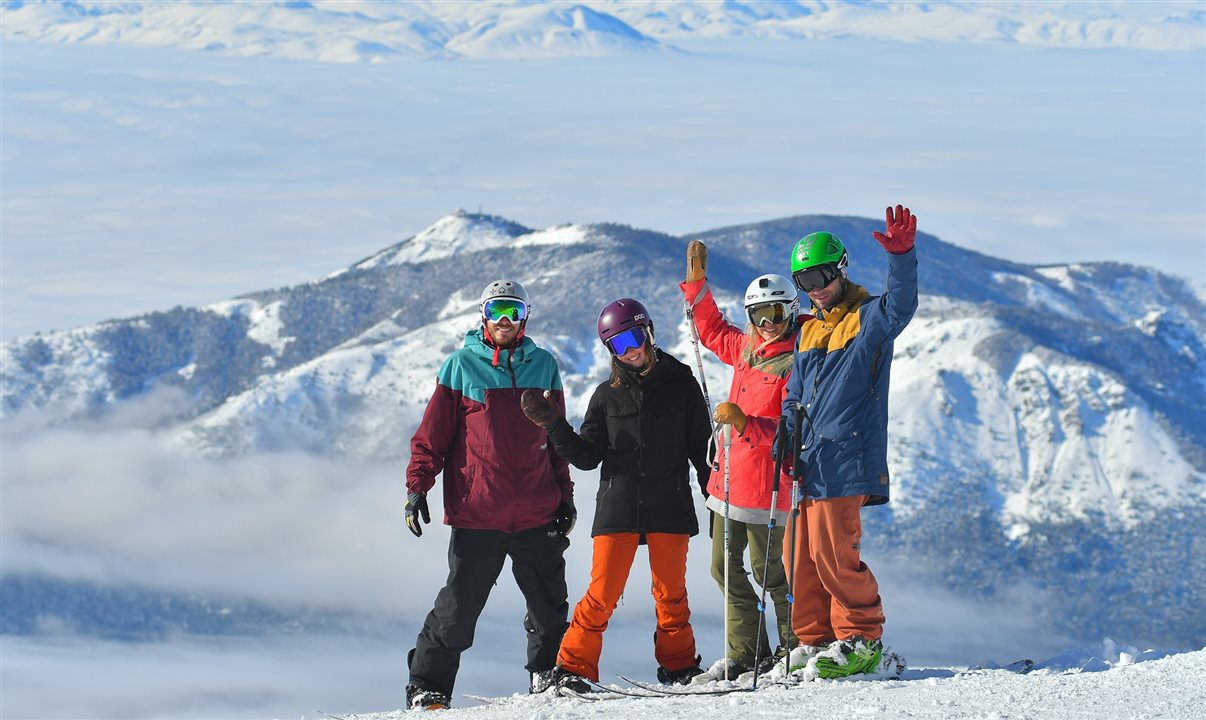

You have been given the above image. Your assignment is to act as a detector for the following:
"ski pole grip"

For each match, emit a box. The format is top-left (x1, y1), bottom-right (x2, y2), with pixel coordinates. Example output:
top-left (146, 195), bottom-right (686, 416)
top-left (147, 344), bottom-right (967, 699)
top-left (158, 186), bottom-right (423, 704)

top-left (791, 403), bottom-right (805, 464)
top-left (721, 423), bottom-right (733, 447)
top-left (773, 414), bottom-right (789, 459)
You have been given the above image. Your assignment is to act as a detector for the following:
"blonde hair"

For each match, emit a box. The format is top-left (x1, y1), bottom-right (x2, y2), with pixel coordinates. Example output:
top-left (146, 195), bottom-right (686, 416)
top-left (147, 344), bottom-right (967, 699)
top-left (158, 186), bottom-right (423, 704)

top-left (745, 322), bottom-right (792, 354)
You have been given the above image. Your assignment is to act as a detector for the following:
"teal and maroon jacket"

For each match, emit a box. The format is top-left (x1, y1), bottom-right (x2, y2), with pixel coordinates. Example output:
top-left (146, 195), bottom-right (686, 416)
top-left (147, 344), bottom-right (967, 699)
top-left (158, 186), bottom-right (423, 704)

top-left (407, 328), bottom-right (572, 532)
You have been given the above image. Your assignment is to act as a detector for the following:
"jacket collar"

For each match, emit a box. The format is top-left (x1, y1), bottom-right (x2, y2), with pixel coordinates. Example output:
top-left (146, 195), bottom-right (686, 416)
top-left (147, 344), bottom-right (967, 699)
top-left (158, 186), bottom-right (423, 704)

top-left (815, 282), bottom-right (870, 327)
top-left (465, 328), bottom-right (533, 364)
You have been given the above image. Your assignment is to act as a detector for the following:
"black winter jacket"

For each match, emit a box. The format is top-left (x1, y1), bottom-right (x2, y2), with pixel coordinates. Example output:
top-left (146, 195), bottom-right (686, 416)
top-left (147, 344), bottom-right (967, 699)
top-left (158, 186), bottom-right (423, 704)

top-left (547, 349), bottom-right (712, 537)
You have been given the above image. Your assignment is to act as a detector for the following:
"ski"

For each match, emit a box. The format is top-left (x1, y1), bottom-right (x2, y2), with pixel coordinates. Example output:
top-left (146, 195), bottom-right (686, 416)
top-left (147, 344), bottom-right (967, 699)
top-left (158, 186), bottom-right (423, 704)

top-left (463, 684), bottom-right (649, 705)
top-left (618, 674), bottom-right (760, 696)
top-left (463, 693), bottom-right (508, 705)
top-left (966, 658), bottom-right (1034, 674)
top-left (583, 679), bottom-right (662, 698)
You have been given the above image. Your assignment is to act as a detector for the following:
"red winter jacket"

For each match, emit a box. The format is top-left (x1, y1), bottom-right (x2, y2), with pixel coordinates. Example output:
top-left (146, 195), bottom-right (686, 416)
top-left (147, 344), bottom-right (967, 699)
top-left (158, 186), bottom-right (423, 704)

top-left (681, 278), bottom-right (804, 513)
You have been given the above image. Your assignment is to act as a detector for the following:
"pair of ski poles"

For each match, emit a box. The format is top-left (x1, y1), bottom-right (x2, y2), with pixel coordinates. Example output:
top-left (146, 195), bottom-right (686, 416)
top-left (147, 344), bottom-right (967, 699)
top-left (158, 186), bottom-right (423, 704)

top-left (750, 406), bottom-right (803, 689)
top-left (712, 401), bottom-right (806, 688)
top-left (686, 299), bottom-right (806, 686)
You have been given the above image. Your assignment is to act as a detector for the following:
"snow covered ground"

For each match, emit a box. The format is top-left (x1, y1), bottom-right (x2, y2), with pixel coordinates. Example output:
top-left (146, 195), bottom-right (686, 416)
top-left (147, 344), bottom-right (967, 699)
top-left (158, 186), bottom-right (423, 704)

top-left (341, 643), bottom-right (1205, 720)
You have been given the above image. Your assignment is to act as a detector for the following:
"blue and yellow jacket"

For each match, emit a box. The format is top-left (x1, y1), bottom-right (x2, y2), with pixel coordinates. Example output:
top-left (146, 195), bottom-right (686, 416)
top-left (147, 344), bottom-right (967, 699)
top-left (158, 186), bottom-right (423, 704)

top-left (782, 248), bottom-right (918, 505)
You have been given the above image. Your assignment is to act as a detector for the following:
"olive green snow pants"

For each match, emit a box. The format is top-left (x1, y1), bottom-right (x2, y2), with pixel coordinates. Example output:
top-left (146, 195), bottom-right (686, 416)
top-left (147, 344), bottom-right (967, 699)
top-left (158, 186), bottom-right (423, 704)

top-left (710, 512), bottom-right (796, 666)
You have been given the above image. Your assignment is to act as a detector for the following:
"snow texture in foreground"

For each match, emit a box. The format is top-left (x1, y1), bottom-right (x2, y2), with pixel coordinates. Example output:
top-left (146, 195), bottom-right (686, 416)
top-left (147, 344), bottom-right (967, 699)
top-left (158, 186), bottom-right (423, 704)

top-left (342, 642), bottom-right (1205, 719)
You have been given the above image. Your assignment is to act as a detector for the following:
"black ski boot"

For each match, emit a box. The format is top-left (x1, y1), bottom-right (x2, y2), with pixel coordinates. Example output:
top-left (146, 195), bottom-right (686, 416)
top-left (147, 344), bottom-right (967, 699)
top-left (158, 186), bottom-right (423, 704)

top-left (656, 655), bottom-right (706, 685)
top-left (550, 666), bottom-right (594, 696)
top-left (406, 683), bottom-right (451, 710)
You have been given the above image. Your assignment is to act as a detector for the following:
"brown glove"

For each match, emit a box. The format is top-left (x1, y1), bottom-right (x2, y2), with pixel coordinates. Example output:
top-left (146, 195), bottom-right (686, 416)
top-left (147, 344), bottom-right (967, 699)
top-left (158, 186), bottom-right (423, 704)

top-left (686, 240), bottom-right (708, 283)
top-left (521, 388), bottom-right (560, 428)
top-left (714, 401), bottom-right (747, 434)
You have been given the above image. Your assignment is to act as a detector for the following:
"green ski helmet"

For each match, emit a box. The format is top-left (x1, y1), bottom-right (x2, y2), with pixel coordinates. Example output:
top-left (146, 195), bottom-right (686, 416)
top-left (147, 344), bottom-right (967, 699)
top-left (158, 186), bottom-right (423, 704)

top-left (790, 231), bottom-right (849, 292)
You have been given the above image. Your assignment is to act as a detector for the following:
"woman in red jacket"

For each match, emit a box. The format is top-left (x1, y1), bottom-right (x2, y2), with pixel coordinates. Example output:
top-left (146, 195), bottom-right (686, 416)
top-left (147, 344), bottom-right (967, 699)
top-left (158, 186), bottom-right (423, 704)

top-left (679, 240), bottom-right (805, 678)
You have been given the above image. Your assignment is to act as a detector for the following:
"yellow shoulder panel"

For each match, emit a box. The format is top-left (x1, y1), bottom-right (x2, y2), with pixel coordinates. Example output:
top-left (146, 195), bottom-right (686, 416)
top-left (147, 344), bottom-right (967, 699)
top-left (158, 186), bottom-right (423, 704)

top-left (828, 307), bottom-right (862, 351)
top-left (797, 320), bottom-right (832, 352)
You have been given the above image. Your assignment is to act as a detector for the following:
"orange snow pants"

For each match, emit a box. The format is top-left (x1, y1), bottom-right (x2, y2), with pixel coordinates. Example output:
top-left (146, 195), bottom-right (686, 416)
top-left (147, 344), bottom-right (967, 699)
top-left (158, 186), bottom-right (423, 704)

top-left (784, 495), bottom-right (885, 645)
top-left (556, 533), bottom-right (698, 682)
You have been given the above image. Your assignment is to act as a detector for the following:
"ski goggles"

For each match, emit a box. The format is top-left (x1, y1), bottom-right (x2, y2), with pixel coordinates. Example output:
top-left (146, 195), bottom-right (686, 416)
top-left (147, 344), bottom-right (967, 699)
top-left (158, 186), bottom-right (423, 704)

top-left (792, 263), bottom-right (841, 293)
top-left (747, 301), bottom-right (791, 327)
top-left (604, 326), bottom-right (648, 356)
top-left (482, 298), bottom-right (527, 323)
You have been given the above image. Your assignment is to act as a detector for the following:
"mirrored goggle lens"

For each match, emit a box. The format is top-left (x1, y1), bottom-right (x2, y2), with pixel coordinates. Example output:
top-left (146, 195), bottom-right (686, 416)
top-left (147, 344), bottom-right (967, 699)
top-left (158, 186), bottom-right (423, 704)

top-left (483, 298), bottom-right (527, 323)
top-left (605, 327), bottom-right (647, 356)
top-left (793, 265), bottom-right (838, 293)
top-left (747, 302), bottom-right (789, 327)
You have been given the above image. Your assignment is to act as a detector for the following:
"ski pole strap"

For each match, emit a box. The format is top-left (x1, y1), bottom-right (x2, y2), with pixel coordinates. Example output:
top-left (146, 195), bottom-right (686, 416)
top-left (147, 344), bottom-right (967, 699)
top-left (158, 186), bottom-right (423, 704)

top-left (688, 281), bottom-right (710, 309)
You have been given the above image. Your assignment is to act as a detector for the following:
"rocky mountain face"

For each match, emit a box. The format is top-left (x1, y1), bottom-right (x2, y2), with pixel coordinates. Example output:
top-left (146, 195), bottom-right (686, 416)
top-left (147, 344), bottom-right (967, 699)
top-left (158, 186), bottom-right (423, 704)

top-left (3, 210), bottom-right (1204, 645)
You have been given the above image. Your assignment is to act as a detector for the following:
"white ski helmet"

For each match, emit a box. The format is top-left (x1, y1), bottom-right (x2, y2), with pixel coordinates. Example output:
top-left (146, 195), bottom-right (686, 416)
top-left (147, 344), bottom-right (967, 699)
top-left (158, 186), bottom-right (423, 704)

top-left (479, 279), bottom-right (530, 312)
top-left (743, 274), bottom-right (799, 322)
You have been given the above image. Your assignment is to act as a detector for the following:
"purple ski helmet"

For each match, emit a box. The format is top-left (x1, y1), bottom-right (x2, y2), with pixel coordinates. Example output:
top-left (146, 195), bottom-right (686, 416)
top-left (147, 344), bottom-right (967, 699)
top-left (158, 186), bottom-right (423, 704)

top-left (597, 298), bottom-right (653, 346)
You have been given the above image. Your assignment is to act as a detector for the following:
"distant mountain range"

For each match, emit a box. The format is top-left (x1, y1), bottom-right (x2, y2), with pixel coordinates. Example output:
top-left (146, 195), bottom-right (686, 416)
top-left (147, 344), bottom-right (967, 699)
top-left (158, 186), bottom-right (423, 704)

top-left (3, 0), bottom-right (1202, 61)
top-left (3, 209), bottom-right (1204, 645)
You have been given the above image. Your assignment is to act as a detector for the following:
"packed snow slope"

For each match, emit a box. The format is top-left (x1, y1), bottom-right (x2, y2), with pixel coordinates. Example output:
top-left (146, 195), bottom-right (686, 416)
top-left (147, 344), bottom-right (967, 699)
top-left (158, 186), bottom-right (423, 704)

top-left (3, 211), bottom-right (1204, 650)
top-left (340, 643), bottom-right (1205, 719)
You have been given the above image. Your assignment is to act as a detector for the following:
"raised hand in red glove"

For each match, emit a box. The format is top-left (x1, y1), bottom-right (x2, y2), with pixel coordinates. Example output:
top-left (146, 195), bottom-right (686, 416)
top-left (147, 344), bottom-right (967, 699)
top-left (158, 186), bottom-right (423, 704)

top-left (872, 204), bottom-right (917, 255)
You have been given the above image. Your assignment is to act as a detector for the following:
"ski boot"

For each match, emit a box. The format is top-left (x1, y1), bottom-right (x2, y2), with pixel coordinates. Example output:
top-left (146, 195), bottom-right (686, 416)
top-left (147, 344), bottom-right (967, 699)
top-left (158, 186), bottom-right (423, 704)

top-left (550, 666), bottom-right (594, 697)
top-left (657, 655), bottom-right (706, 685)
top-left (691, 656), bottom-right (751, 685)
top-left (529, 669), bottom-right (556, 694)
top-left (406, 683), bottom-right (451, 710)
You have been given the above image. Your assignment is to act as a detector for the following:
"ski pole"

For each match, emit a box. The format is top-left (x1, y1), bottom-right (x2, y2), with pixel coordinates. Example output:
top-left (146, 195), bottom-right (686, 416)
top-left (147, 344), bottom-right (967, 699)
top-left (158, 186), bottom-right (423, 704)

top-left (783, 403), bottom-right (806, 676)
top-left (721, 423), bottom-right (733, 681)
top-left (685, 300), bottom-right (721, 470)
top-left (751, 414), bottom-right (789, 691)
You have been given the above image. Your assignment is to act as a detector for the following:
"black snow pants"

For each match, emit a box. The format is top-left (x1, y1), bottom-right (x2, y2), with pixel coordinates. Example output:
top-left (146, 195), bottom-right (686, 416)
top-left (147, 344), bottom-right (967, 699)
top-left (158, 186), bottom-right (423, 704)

top-left (408, 525), bottom-right (570, 695)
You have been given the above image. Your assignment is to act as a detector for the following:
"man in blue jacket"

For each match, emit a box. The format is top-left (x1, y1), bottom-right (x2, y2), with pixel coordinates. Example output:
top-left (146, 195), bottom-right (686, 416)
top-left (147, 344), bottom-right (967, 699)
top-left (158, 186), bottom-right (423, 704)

top-left (780, 205), bottom-right (918, 678)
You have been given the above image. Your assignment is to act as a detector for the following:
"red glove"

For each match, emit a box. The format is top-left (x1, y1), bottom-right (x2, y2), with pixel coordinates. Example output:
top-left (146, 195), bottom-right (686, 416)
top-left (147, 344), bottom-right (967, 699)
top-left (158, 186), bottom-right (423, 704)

top-left (872, 204), bottom-right (916, 254)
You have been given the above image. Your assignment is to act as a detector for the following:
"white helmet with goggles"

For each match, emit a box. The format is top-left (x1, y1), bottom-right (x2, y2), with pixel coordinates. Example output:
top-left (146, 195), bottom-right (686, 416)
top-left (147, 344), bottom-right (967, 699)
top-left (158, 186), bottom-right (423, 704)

top-left (743, 274), bottom-right (799, 327)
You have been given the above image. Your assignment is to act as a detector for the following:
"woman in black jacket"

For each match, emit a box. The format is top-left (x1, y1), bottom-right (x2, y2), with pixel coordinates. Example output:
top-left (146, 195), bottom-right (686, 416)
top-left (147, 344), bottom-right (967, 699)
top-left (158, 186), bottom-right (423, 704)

top-left (521, 298), bottom-right (712, 693)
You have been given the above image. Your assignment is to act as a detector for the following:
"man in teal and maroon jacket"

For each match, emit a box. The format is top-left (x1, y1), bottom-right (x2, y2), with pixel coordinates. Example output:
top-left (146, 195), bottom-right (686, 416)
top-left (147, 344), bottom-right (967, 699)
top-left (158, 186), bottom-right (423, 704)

top-left (403, 279), bottom-right (575, 711)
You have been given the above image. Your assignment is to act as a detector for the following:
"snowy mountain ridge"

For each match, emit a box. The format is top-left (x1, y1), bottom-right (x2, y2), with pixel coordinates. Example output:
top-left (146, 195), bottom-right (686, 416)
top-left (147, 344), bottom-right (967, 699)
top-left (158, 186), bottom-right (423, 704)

top-left (3, 210), bottom-right (1205, 645)
top-left (3, 0), bottom-right (1202, 62)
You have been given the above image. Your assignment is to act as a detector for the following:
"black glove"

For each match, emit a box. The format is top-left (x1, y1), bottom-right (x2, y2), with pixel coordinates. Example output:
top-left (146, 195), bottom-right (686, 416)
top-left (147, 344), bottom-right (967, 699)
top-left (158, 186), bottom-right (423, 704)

top-left (521, 388), bottom-right (561, 428)
top-left (697, 465), bottom-right (711, 500)
top-left (405, 492), bottom-right (430, 537)
top-left (549, 500), bottom-right (577, 537)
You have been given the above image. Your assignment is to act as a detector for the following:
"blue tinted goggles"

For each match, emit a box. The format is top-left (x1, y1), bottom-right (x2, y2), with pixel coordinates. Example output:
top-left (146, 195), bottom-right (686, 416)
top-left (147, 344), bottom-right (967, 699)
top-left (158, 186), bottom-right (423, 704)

top-left (605, 326), bottom-right (648, 356)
